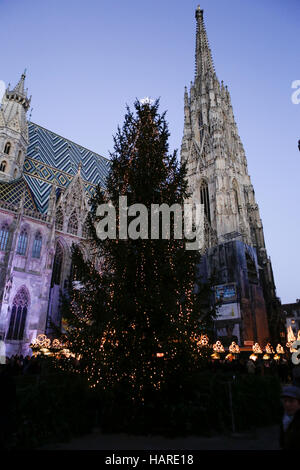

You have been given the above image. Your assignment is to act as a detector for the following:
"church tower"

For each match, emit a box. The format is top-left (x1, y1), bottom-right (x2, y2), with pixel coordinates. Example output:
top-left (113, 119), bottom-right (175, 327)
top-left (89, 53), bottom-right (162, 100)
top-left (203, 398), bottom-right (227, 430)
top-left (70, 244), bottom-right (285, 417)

top-left (181, 7), bottom-right (283, 345)
top-left (0, 71), bottom-right (30, 181)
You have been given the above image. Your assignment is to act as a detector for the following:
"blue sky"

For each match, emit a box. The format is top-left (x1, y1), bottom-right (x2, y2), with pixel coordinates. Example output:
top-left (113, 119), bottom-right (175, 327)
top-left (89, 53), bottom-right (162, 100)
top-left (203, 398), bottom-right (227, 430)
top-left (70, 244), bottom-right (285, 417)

top-left (0, 0), bottom-right (299, 303)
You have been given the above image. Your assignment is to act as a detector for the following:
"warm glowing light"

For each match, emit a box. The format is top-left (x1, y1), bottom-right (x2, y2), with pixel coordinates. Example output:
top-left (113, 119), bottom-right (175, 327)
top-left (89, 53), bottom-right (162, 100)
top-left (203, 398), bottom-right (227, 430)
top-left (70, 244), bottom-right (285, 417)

top-left (213, 341), bottom-right (225, 353)
top-left (197, 334), bottom-right (209, 347)
top-left (229, 342), bottom-right (240, 354)
top-left (265, 343), bottom-right (274, 354)
top-left (263, 354), bottom-right (270, 360)
top-left (286, 326), bottom-right (297, 352)
top-left (156, 352), bottom-right (164, 358)
top-left (252, 343), bottom-right (262, 354)
top-left (52, 339), bottom-right (62, 349)
top-left (276, 344), bottom-right (284, 354)
top-left (211, 352), bottom-right (220, 360)
top-left (225, 353), bottom-right (234, 361)
top-left (249, 354), bottom-right (258, 361)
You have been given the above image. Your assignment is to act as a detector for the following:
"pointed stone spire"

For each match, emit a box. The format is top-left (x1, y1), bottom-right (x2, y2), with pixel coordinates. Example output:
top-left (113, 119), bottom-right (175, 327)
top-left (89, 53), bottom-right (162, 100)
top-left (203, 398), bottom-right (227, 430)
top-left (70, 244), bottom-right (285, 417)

top-left (13, 69), bottom-right (26, 96)
top-left (195, 6), bottom-right (215, 80)
top-left (47, 184), bottom-right (57, 219)
top-left (0, 71), bottom-right (31, 182)
top-left (1, 71), bottom-right (31, 125)
top-left (184, 86), bottom-right (189, 107)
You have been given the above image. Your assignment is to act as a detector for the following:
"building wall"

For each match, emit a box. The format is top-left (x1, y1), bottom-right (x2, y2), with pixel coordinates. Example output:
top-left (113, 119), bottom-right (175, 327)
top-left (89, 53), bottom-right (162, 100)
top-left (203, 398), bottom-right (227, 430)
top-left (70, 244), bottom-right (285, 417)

top-left (202, 239), bottom-right (270, 345)
top-left (180, 7), bottom-right (282, 344)
top-left (0, 199), bottom-right (89, 357)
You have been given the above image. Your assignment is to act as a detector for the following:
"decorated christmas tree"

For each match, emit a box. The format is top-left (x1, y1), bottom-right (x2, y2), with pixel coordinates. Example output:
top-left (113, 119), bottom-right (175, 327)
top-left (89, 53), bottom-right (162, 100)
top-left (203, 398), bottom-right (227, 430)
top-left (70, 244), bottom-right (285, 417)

top-left (61, 99), bottom-right (214, 409)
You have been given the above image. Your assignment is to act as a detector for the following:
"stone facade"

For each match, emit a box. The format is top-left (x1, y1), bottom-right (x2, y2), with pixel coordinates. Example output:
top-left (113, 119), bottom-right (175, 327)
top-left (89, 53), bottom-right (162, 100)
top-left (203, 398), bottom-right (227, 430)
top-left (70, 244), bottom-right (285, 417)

top-left (0, 7), bottom-right (286, 356)
top-left (181, 7), bottom-right (284, 345)
top-left (0, 73), bottom-right (109, 357)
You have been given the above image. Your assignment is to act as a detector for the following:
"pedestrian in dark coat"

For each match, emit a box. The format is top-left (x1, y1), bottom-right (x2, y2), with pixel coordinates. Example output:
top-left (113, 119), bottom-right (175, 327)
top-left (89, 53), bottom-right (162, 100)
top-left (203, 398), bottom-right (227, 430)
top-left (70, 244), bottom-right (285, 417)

top-left (279, 385), bottom-right (300, 450)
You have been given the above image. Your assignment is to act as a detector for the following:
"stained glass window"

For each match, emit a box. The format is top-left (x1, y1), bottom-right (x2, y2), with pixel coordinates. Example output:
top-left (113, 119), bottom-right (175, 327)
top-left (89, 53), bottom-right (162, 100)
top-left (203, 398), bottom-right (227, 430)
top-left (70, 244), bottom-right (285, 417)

top-left (68, 212), bottom-right (78, 235)
top-left (0, 224), bottom-right (9, 251)
top-left (55, 208), bottom-right (64, 231)
top-left (32, 232), bottom-right (42, 258)
top-left (17, 229), bottom-right (28, 255)
top-left (6, 287), bottom-right (29, 340)
top-left (51, 242), bottom-right (64, 287)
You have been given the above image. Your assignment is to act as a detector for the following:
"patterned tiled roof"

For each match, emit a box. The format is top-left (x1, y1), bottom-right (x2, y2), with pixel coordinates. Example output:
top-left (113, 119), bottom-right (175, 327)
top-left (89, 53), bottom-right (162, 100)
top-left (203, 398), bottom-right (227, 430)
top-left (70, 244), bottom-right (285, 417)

top-left (0, 177), bottom-right (38, 211)
top-left (22, 122), bottom-right (110, 213)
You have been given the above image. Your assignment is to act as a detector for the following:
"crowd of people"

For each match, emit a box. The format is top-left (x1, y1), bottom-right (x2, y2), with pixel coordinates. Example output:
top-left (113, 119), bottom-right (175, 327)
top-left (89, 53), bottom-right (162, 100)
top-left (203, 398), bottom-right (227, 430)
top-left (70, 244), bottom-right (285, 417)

top-left (1, 351), bottom-right (300, 449)
top-left (208, 353), bottom-right (295, 383)
top-left (1, 354), bottom-right (42, 376)
top-left (0, 351), bottom-right (298, 383)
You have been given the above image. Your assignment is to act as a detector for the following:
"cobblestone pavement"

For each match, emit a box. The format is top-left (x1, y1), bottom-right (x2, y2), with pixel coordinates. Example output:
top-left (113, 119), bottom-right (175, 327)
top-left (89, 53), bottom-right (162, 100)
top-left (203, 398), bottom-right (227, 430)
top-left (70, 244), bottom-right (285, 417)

top-left (41, 425), bottom-right (280, 450)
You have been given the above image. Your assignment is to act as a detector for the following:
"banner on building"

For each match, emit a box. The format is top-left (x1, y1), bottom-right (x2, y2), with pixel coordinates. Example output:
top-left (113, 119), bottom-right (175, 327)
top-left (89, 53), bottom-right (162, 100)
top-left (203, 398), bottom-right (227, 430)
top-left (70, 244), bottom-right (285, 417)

top-left (215, 283), bottom-right (237, 303)
top-left (216, 302), bottom-right (240, 320)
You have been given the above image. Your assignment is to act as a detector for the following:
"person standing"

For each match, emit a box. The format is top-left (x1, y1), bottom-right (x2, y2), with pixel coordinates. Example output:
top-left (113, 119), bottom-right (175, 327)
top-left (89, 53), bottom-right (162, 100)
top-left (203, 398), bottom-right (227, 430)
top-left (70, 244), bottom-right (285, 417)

top-left (279, 385), bottom-right (300, 450)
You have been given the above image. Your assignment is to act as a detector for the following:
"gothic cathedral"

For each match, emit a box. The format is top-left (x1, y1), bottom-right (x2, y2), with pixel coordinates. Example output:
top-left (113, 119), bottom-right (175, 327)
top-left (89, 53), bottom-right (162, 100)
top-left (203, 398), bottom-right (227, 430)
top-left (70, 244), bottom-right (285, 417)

top-left (181, 7), bottom-right (283, 346)
top-left (0, 7), bottom-right (283, 356)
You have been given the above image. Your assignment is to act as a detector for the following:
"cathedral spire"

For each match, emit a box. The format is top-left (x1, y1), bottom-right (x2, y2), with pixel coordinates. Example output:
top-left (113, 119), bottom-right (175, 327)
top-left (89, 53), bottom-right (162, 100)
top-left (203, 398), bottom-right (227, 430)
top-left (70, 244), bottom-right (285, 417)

top-left (0, 71), bottom-right (31, 182)
top-left (13, 69), bottom-right (27, 96)
top-left (195, 6), bottom-right (215, 80)
top-left (1, 71), bottom-right (31, 125)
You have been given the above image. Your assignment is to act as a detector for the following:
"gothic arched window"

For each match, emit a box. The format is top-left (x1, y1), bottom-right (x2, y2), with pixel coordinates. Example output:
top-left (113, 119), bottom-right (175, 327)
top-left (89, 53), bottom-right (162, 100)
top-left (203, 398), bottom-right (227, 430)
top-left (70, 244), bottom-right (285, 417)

top-left (234, 188), bottom-right (240, 214)
top-left (17, 229), bottom-right (28, 255)
top-left (32, 232), bottom-right (42, 258)
top-left (51, 242), bottom-right (64, 287)
top-left (198, 112), bottom-right (204, 141)
top-left (0, 161), bottom-right (7, 172)
top-left (68, 212), bottom-right (78, 235)
top-left (0, 224), bottom-right (10, 251)
top-left (18, 150), bottom-right (22, 163)
top-left (55, 208), bottom-right (64, 231)
top-left (6, 286), bottom-right (29, 340)
top-left (200, 180), bottom-right (211, 223)
top-left (4, 142), bottom-right (11, 155)
top-left (82, 218), bottom-right (90, 239)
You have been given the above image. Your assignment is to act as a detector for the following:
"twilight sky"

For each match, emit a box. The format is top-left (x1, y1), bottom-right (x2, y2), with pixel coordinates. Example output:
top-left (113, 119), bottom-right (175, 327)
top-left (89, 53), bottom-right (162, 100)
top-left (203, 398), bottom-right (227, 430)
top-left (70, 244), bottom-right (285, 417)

top-left (0, 0), bottom-right (299, 304)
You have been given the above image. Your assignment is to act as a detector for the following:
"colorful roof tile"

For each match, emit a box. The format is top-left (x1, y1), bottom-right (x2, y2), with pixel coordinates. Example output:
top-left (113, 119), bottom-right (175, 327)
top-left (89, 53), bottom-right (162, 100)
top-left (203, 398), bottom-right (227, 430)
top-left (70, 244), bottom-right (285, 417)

top-left (0, 177), bottom-right (38, 211)
top-left (22, 122), bottom-right (110, 213)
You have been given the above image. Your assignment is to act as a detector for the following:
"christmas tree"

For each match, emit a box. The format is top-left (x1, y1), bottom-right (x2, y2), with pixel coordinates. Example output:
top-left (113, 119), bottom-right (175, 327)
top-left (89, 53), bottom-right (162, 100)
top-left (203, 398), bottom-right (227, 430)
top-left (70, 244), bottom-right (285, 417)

top-left (62, 99), bottom-right (214, 410)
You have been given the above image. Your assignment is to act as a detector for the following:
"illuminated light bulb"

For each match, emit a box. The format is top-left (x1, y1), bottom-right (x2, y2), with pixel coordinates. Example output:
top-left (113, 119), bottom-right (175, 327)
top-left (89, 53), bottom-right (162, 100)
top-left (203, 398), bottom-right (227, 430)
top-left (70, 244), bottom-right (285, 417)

top-left (213, 341), bottom-right (225, 353)
top-left (286, 326), bottom-right (296, 348)
top-left (249, 354), bottom-right (258, 361)
top-left (252, 343), bottom-right (262, 354)
top-left (265, 343), bottom-right (274, 354)
top-left (276, 344), bottom-right (284, 354)
top-left (229, 342), bottom-right (240, 354)
top-left (225, 353), bottom-right (234, 361)
top-left (211, 352), bottom-right (220, 360)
